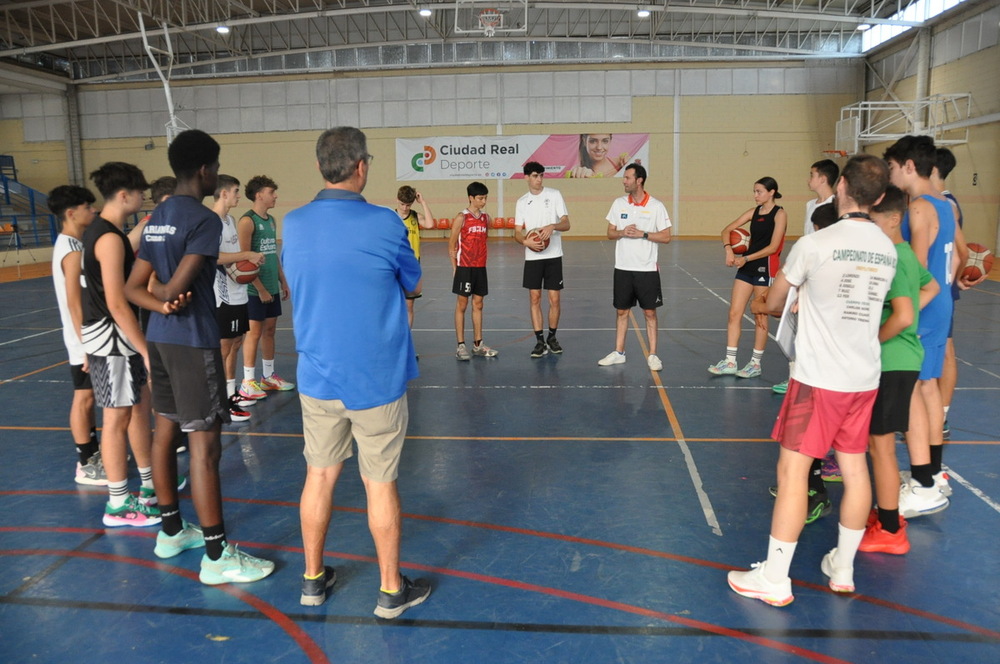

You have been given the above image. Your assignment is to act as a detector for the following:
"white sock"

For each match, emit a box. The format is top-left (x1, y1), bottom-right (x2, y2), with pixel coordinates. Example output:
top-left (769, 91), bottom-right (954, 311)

top-left (943, 405), bottom-right (950, 416)
top-left (752, 348), bottom-right (764, 364)
top-left (243, 366), bottom-right (256, 382)
top-left (138, 465), bottom-right (153, 489)
top-left (262, 359), bottom-right (274, 378)
top-left (725, 346), bottom-right (737, 364)
top-left (833, 523), bottom-right (865, 569)
top-left (227, 378), bottom-right (236, 397)
top-left (764, 535), bottom-right (797, 583)
top-left (108, 480), bottom-right (129, 508)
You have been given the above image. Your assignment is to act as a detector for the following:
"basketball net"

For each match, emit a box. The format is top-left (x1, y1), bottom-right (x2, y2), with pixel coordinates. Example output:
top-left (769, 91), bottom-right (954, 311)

top-left (478, 9), bottom-right (502, 37)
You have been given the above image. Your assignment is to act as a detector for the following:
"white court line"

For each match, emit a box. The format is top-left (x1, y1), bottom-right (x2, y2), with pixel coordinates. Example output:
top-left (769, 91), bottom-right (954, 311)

top-left (0, 307), bottom-right (56, 322)
top-left (676, 436), bottom-right (723, 536)
top-left (0, 328), bottom-right (59, 346)
top-left (943, 464), bottom-right (1000, 515)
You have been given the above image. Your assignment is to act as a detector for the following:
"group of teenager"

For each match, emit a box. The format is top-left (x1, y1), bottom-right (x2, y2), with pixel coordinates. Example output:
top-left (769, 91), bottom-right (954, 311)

top-left (47, 125), bottom-right (983, 616)
top-left (725, 136), bottom-right (984, 607)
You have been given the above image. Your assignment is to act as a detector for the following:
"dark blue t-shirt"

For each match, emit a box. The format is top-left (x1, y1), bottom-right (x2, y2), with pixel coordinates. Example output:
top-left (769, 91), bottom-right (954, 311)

top-left (139, 195), bottom-right (222, 348)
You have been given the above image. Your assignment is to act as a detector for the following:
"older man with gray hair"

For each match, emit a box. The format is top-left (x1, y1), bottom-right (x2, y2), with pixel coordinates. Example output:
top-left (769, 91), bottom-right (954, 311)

top-left (281, 127), bottom-right (429, 617)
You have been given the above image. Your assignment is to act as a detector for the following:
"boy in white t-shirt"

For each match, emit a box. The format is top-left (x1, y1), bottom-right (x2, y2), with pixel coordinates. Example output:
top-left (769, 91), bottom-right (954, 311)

top-left (729, 155), bottom-right (897, 606)
top-left (514, 161), bottom-right (571, 357)
top-left (49, 185), bottom-right (104, 485)
top-left (597, 163), bottom-right (671, 371)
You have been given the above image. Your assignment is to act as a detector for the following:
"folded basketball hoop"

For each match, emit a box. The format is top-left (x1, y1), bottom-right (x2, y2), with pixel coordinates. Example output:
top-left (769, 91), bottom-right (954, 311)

top-left (478, 8), bottom-right (502, 37)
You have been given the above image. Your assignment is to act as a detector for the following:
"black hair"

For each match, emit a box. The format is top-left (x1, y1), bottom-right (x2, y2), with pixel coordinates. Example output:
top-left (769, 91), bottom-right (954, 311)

top-left (214, 174), bottom-right (240, 199)
top-left (811, 202), bottom-right (838, 230)
top-left (811, 160), bottom-right (840, 188)
top-left (872, 184), bottom-right (907, 218)
top-left (88, 162), bottom-right (149, 199)
top-left (522, 161), bottom-right (545, 176)
top-left (246, 174), bottom-right (278, 202)
top-left (48, 185), bottom-right (95, 220)
top-left (883, 135), bottom-right (936, 178)
top-left (467, 181), bottom-right (488, 197)
top-left (149, 176), bottom-right (177, 203)
top-left (755, 176), bottom-right (782, 199)
top-left (935, 147), bottom-right (957, 180)
top-left (168, 129), bottom-right (220, 179)
top-left (626, 163), bottom-right (647, 185)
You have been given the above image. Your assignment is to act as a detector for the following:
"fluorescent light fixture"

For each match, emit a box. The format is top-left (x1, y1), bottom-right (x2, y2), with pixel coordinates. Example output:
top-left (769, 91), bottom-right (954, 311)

top-left (419, 8), bottom-right (432, 17)
top-left (216, 24), bottom-right (230, 35)
top-left (857, 23), bottom-right (871, 31)
top-left (637, 9), bottom-right (651, 18)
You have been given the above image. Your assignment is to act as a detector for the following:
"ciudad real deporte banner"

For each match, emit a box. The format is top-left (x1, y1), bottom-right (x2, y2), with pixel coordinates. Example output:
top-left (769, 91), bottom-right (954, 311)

top-left (396, 133), bottom-right (650, 181)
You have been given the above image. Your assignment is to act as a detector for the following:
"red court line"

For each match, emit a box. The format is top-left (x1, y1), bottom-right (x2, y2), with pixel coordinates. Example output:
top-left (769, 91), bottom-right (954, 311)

top-left (0, 548), bottom-right (329, 664)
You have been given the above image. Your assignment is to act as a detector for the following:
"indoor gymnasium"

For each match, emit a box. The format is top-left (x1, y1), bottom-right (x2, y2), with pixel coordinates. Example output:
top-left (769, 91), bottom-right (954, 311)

top-left (1, 2), bottom-right (998, 663)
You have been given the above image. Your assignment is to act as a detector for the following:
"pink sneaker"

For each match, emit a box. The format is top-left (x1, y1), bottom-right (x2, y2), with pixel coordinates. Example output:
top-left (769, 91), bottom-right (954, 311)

top-left (262, 373), bottom-right (295, 391)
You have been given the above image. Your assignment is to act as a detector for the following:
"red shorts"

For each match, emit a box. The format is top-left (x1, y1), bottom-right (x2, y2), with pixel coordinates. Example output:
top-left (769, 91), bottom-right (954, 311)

top-left (771, 379), bottom-right (877, 458)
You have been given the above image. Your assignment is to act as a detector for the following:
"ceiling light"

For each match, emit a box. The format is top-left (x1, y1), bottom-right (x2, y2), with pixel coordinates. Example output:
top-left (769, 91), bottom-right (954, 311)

top-left (637, 9), bottom-right (651, 18)
top-left (857, 23), bottom-right (871, 31)
top-left (216, 24), bottom-right (230, 35)
top-left (419, 8), bottom-right (432, 17)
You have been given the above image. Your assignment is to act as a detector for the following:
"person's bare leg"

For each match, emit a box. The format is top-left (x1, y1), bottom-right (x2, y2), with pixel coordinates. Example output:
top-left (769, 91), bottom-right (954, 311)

top-left (243, 319), bottom-right (263, 377)
top-left (869, 433), bottom-right (899, 510)
top-left (126, 383), bottom-right (153, 469)
top-left (529, 289), bottom-right (543, 332)
top-left (187, 423), bottom-right (224, 528)
top-left (836, 450), bottom-right (872, 531)
top-left (643, 308), bottom-right (658, 355)
top-left (454, 295), bottom-right (468, 343)
top-left (905, 382), bottom-right (931, 466)
top-left (101, 406), bottom-right (131, 484)
top-left (300, 463), bottom-right (344, 577)
top-left (547, 290), bottom-right (561, 330)
top-left (362, 476), bottom-right (402, 591)
top-left (262, 316), bottom-right (277, 363)
top-left (471, 295), bottom-right (485, 342)
top-left (771, 447), bottom-right (812, 544)
top-left (614, 308), bottom-right (629, 353)
top-left (151, 413), bottom-right (180, 507)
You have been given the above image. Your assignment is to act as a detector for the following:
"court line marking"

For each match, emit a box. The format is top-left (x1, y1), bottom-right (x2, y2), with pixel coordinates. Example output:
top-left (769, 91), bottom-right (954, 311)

top-left (0, 307), bottom-right (56, 321)
top-left (943, 464), bottom-right (1000, 515)
top-left (627, 310), bottom-right (723, 537)
top-left (0, 360), bottom-right (67, 385)
top-left (0, 327), bottom-right (59, 346)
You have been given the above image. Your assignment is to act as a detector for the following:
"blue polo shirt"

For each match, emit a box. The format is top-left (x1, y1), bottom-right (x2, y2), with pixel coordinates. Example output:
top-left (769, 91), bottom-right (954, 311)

top-left (282, 188), bottom-right (421, 409)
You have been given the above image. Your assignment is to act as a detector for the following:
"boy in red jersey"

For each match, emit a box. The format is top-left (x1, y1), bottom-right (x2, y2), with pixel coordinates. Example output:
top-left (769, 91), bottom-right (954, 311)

top-left (449, 181), bottom-right (499, 360)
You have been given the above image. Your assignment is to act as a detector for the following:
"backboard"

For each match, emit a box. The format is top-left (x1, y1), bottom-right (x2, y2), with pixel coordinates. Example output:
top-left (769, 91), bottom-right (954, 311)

top-left (454, 0), bottom-right (528, 37)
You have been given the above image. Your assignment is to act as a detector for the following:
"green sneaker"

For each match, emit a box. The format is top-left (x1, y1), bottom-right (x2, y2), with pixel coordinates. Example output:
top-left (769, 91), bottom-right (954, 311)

top-left (138, 475), bottom-right (189, 507)
top-left (103, 494), bottom-right (161, 528)
top-left (199, 544), bottom-right (275, 585)
top-left (805, 489), bottom-right (832, 524)
top-left (772, 380), bottom-right (789, 394)
top-left (154, 521), bottom-right (206, 558)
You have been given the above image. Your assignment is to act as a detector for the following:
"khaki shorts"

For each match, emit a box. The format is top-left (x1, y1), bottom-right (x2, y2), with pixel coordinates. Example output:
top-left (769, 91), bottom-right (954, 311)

top-left (300, 393), bottom-right (408, 483)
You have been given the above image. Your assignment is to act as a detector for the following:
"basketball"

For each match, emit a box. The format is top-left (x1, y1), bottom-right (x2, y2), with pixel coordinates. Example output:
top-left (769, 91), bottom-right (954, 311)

top-left (226, 260), bottom-right (260, 284)
top-left (524, 229), bottom-right (550, 252)
top-left (729, 227), bottom-right (751, 254)
top-left (962, 243), bottom-right (994, 281)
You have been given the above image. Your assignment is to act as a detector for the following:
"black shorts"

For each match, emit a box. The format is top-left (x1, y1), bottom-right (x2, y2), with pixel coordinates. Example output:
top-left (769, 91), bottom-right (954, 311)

top-left (149, 342), bottom-right (230, 431)
top-left (453, 266), bottom-right (489, 297)
top-left (523, 257), bottom-right (564, 291)
top-left (70, 363), bottom-right (92, 390)
top-left (613, 269), bottom-right (662, 310)
top-left (216, 302), bottom-right (249, 339)
top-left (247, 294), bottom-right (282, 321)
top-left (869, 370), bottom-right (919, 436)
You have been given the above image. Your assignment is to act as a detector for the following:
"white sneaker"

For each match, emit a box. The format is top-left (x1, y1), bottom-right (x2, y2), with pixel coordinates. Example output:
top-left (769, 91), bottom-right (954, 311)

top-left (898, 477), bottom-right (949, 518)
top-left (598, 351), bottom-right (626, 366)
top-left (899, 469), bottom-right (952, 497)
top-left (727, 561), bottom-right (793, 607)
top-left (820, 548), bottom-right (855, 593)
top-left (647, 354), bottom-right (662, 371)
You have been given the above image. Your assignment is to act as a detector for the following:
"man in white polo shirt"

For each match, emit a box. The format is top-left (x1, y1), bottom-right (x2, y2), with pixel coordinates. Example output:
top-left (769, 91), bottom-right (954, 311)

top-left (514, 161), bottom-right (571, 358)
top-left (597, 163), bottom-right (672, 371)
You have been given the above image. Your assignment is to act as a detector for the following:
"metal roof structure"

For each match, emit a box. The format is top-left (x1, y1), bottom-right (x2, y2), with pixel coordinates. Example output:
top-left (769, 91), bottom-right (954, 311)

top-left (0, 1), bottom-right (944, 92)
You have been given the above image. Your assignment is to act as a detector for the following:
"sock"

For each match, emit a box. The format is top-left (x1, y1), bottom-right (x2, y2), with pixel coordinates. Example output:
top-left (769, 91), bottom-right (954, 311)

top-left (764, 536), bottom-right (797, 583)
top-left (535, 330), bottom-right (544, 342)
top-left (943, 405), bottom-right (950, 418)
top-left (547, 327), bottom-right (557, 340)
top-left (159, 503), bottom-right (183, 537)
top-left (929, 445), bottom-right (943, 475)
top-left (808, 458), bottom-right (825, 494)
top-left (833, 523), bottom-right (865, 568)
top-left (877, 507), bottom-right (900, 534)
top-left (380, 575), bottom-right (403, 594)
top-left (138, 466), bottom-right (153, 489)
top-left (76, 443), bottom-right (94, 465)
top-left (227, 378), bottom-right (236, 397)
top-left (203, 523), bottom-right (227, 561)
top-left (751, 348), bottom-right (764, 365)
top-left (725, 346), bottom-right (737, 364)
top-left (243, 366), bottom-right (256, 382)
top-left (304, 570), bottom-right (325, 580)
top-left (910, 463), bottom-right (934, 488)
top-left (262, 359), bottom-right (274, 378)
top-left (108, 480), bottom-right (129, 509)
top-left (474, 339), bottom-right (483, 348)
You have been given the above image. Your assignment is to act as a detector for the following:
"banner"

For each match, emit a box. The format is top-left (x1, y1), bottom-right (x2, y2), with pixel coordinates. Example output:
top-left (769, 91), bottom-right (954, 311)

top-left (396, 133), bottom-right (650, 181)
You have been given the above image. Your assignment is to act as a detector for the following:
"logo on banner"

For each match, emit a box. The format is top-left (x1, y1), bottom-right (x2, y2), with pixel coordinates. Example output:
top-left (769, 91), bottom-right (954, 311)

top-left (412, 146), bottom-right (437, 172)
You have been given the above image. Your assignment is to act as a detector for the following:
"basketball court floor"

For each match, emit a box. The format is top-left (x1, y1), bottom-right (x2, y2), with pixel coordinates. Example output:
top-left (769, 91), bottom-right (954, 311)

top-left (1, 238), bottom-right (998, 663)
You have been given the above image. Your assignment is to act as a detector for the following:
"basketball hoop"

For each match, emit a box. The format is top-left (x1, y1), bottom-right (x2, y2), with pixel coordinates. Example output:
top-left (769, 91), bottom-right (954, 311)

top-left (478, 8), bottom-right (502, 37)
top-left (821, 150), bottom-right (849, 158)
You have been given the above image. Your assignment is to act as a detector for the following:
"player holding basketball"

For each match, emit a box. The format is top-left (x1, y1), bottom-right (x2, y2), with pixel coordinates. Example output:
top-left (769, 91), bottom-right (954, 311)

top-left (729, 155), bottom-right (896, 605)
top-left (238, 174), bottom-right (293, 400)
top-left (514, 161), bottom-right (571, 358)
top-left (395, 185), bottom-right (435, 330)
top-left (597, 163), bottom-right (671, 371)
top-left (126, 129), bottom-right (274, 585)
top-left (450, 181), bottom-right (499, 360)
top-left (212, 174), bottom-right (265, 422)
top-left (49, 185), bottom-right (103, 485)
top-left (282, 127), bottom-right (430, 616)
top-left (709, 177), bottom-right (786, 379)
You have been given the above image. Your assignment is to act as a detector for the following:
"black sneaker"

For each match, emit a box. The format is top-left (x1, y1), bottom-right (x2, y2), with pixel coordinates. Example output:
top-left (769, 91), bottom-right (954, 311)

top-left (546, 337), bottom-right (562, 354)
top-left (229, 394), bottom-right (251, 422)
top-left (530, 340), bottom-right (548, 358)
top-left (806, 489), bottom-right (832, 525)
top-left (374, 575), bottom-right (431, 619)
top-left (300, 566), bottom-right (337, 606)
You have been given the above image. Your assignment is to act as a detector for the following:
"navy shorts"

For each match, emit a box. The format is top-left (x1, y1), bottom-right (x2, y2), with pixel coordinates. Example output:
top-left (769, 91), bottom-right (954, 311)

top-left (247, 294), bottom-right (282, 321)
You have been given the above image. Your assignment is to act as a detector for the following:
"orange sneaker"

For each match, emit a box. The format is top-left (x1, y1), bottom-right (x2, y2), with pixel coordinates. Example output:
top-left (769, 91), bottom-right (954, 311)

top-left (859, 517), bottom-right (910, 555)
